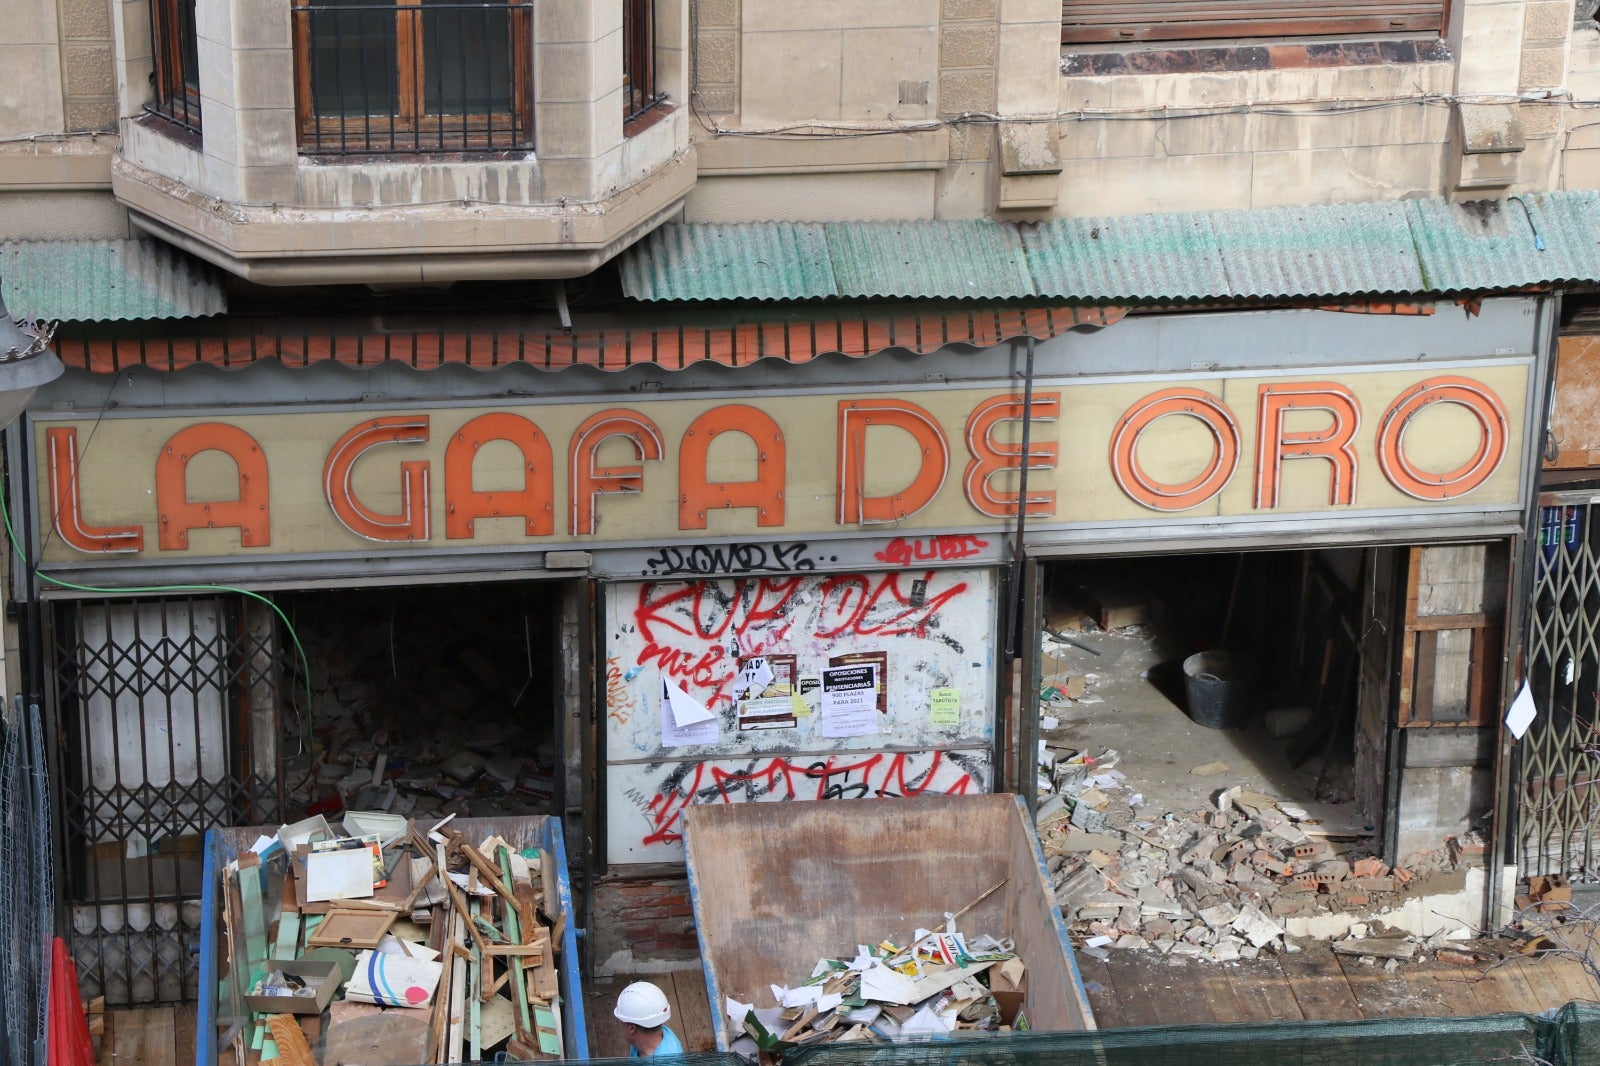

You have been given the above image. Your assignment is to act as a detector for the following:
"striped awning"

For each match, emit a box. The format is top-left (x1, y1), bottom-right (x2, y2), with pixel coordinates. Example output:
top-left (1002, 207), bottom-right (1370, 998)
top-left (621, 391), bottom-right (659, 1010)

top-left (53, 305), bottom-right (1124, 373)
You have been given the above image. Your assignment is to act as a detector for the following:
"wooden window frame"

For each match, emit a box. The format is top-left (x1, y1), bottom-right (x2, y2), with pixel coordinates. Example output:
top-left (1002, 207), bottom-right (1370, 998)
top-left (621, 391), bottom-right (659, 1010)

top-left (291, 0), bottom-right (534, 156)
top-left (1061, 2), bottom-right (1451, 46)
top-left (149, 0), bottom-right (202, 133)
top-left (623, 0), bottom-right (663, 125)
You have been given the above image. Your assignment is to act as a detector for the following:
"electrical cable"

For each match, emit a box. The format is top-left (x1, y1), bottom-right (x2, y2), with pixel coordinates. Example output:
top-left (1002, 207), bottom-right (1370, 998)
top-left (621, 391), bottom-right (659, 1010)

top-left (0, 472), bottom-right (317, 768)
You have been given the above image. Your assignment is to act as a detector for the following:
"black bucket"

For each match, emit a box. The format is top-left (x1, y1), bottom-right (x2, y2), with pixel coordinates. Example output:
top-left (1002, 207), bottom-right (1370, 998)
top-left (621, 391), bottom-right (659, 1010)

top-left (1182, 650), bottom-right (1258, 730)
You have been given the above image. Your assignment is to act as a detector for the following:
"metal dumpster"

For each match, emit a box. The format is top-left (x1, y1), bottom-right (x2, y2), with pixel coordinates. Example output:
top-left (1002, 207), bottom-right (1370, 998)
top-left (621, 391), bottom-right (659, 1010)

top-left (683, 793), bottom-right (1094, 1050)
top-left (196, 814), bottom-right (587, 1063)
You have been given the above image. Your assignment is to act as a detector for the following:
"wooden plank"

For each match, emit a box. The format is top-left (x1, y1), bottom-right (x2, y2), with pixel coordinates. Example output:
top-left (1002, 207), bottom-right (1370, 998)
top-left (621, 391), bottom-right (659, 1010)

top-left (1542, 954), bottom-right (1600, 1006)
top-left (110, 1007), bottom-right (178, 1066)
top-left (1074, 957), bottom-right (1126, 1029)
top-left (1193, 963), bottom-right (1250, 1025)
top-left (585, 976), bottom-right (631, 1059)
top-left (1499, 956), bottom-right (1567, 1014)
top-left (670, 969), bottom-right (715, 1052)
top-left (173, 1003), bottom-right (198, 1066)
top-left (1224, 956), bottom-right (1304, 1022)
top-left (1101, 953), bottom-right (1169, 1028)
top-left (1474, 958), bottom-right (1544, 1015)
top-left (1335, 952), bottom-right (1450, 1018)
top-left (1279, 941), bottom-right (1363, 1021)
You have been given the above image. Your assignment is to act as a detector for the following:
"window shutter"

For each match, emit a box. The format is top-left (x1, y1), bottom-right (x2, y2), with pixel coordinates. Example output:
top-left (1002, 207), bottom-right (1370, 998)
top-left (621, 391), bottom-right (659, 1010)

top-left (1061, 2), bottom-right (1447, 45)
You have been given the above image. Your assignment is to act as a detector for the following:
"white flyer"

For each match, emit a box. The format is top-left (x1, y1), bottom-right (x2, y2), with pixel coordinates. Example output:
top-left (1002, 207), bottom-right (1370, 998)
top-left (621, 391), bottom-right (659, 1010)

top-left (819, 664), bottom-right (880, 738)
top-left (661, 679), bottom-right (718, 747)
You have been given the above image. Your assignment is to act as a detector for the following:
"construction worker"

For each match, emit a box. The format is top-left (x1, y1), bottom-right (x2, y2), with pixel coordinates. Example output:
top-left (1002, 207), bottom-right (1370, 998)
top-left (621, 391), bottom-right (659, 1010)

top-left (614, 981), bottom-right (684, 1058)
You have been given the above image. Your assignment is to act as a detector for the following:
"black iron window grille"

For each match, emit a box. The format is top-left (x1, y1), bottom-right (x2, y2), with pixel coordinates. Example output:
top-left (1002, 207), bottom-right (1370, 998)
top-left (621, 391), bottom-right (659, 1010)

top-left (149, 0), bottom-right (202, 133)
top-left (624, 0), bottom-right (663, 124)
top-left (292, 0), bottom-right (534, 155)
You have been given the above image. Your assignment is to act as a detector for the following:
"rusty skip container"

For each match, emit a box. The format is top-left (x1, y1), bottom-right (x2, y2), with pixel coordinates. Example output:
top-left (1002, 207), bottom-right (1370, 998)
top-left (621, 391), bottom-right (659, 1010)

top-left (683, 793), bottom-right (1096, 1049)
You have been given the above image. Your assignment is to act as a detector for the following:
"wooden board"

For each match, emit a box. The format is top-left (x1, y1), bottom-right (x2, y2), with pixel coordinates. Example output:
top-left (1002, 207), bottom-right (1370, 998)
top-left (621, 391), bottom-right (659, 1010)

top-left (322, 1013), bottom-right (430, 1066)
top-left (109, 1007), bottom-right (177, 1066)
top-left (1278, 941), bottom-right (1363, 1020)
top-left (1225, 956), bottom-right (1304, 1022)
top-left (670, 970), bottom-right (715, 1052)
top-left (1074, 957), bottom-right (1126, 1029)
top-left (306, 908), bottom-right (396, 950)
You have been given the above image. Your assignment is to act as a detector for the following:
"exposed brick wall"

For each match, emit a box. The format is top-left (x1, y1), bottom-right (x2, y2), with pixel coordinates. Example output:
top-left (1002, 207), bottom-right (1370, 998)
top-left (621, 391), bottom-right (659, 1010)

top-left (592, 875), bottom-right (700, 967)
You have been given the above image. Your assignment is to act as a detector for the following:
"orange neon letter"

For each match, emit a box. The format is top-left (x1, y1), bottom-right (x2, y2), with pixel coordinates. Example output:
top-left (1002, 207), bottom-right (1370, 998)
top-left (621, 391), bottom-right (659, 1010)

top-left (155, 423), bottom-right (271, 550)
top-left (46, 427), bottom-right (144, 553)
top-left (1376, 376), bottom-right (1509, 501)
top-left (963, 392), bottom-right (1060, 519)
top-left (323, 416), bottom-right (431, 542)
top-left (837, 400), bottom-right (949, 524)
top-left (443, 413), bottom-right (554, 539)
top-left (1253, 383), bottom-right (1361, 509)
top-left (569, 410), bottom-right (663, 535)
top-left (678, 405), bottom-right (786, 529)
top-left (1109, 388), bottom-right (1240, 512)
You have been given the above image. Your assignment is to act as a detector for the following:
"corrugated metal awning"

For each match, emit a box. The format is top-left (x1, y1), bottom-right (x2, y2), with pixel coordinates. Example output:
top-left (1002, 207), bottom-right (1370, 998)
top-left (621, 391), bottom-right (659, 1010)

top-left (620, 192), bottom-right (1600, 303)
top-left (54, 305), bottom-right (1123, 373)
top-left (0, 239), bottom-right (226, 322)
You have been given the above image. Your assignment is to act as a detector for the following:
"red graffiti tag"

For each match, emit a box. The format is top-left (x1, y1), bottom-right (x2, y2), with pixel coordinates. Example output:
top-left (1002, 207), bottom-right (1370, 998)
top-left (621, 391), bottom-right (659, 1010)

top-left (630, 572), bottom-right (968, 707)
top-left (873, 534), bottom-right (990, 567)
top-left (639, 752), bottom-right (976, 846)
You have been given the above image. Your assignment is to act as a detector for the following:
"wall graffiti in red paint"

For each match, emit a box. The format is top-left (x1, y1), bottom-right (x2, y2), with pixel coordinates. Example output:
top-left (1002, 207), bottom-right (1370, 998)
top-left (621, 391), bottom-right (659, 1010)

top-left (628, 571), bottom-right (972, 709)
top-left (873, 534), bottom-right (990, 567)
top-left (638, 750), bottom-right (982, 846)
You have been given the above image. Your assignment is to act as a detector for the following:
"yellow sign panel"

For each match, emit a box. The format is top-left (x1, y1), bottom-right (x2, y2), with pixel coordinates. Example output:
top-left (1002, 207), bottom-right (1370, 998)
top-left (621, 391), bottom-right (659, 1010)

top-left (31, 362), bottom-right (1530, 563)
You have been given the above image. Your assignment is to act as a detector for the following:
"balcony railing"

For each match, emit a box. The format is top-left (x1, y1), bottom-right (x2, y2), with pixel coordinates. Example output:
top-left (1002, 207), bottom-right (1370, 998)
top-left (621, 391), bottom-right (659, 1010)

top-left (291, 0), bottom-right (534, 155)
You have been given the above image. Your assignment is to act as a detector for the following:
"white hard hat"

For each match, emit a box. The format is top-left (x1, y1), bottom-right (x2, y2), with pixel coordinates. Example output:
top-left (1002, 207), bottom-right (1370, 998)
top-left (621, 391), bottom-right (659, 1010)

top-left (614, 981), bottom-right (671, 1027)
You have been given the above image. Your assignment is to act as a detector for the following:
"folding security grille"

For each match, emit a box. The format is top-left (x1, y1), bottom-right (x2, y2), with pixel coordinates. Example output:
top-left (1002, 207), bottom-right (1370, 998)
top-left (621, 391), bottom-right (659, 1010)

top-left (51, 597), bottom-right (283, 1006)
top-left (1519, 498), bottom-right (1600, 880)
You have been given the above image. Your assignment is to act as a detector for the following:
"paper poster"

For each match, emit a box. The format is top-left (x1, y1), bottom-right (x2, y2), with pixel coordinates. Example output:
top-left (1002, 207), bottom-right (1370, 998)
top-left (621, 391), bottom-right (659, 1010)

top-left (1505, 680), bottom-right (1538, 740)
top-left (737, 654), bottom-right (798, 730)
top-left (796, 675), bottom-right (821, 717)
top-left (929, 688), bottom-right (960, 726)
top-left (829, 652), bottom-right (888, 713)
top-left (820, 664), bottom-right (881, 738)
top-left (662, 679), bottom-right (718, 747)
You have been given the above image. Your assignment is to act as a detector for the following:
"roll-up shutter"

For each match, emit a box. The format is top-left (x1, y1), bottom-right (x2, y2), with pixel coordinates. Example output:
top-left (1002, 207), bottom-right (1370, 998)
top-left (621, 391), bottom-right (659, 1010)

top-left (1061, 2), bottom-right (1447, 45)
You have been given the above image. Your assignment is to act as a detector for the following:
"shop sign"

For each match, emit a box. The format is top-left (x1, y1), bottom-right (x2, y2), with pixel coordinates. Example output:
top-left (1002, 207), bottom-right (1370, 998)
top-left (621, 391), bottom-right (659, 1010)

top-left (33, 363), bottom-right (1529, 564)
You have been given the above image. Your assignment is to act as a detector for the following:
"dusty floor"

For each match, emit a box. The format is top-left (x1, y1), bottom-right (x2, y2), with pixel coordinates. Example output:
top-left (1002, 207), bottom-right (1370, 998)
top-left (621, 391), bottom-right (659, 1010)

top-left (1040, 622), bottom-right (1367, 831)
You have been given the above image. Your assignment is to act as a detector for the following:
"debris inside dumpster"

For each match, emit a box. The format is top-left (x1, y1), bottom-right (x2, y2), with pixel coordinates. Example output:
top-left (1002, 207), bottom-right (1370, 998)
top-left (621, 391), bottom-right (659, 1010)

top-left (219, 814), bottom-right (567, 1065)
top-left (725, 910), bottom-right (1030, 1058)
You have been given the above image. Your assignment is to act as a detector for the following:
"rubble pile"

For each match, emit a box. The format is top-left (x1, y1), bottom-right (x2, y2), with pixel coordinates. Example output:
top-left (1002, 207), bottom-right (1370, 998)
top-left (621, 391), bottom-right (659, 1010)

top-left (1037, 746), bottom-right (1416, 962)
top-left (728, 925), bottom-right (1029, 1056)
top-left (281, 591), bottom-right (558, 823)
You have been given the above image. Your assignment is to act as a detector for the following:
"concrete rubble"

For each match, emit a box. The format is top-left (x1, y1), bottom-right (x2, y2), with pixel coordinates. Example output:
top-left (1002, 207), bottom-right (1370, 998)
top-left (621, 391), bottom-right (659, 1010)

top-left (1036, 745), bottom-right (1442, 964)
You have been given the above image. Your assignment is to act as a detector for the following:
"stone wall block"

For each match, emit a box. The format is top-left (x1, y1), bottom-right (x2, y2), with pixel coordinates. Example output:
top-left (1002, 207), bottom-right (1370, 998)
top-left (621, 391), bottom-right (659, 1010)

top-left (697, 29), bottom-right (739, 85)
top-left (941, 23), bottom-right (997, 68)
top-left (939, 70), bottom-right (997, 113)
top-left (63, 43), bottom-right (116, 96)
top-left (942, 0), bottom-right (999, 18)
top-left (61, 0), bottom-right (112, 40)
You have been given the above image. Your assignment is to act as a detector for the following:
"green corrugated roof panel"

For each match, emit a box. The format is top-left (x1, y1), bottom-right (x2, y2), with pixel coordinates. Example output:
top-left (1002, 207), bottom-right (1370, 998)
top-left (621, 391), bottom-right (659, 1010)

top-left (0, 239), bottom-right (226, 322)
top-left (1021, 212), bottom-right (1225, 301)
top-left (1207, 201), bottom-right (1421, 299)
top-left (824, 220), bottom-right (1035, 299)
top-left (620, 191), bottom-right (1600, 304)
top-left (617, 221), bottom-right (836, 301)
top-left (1407, 192), bottom-right (1600, 293)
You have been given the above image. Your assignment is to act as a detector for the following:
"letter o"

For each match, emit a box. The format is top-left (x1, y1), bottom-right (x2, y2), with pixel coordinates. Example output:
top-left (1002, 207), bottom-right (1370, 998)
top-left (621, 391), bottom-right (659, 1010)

top-left (1110, 388), bottom-right (1241, 511)
top-left (1376, 376), bottom-right (1509, 501)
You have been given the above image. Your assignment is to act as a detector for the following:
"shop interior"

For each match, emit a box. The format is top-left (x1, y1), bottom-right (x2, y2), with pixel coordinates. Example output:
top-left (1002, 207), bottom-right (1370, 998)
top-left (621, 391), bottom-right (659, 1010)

top-left (274, 580), bottom-right (566, 825)
top-left (1038, 548), bottom-right (1380, 832)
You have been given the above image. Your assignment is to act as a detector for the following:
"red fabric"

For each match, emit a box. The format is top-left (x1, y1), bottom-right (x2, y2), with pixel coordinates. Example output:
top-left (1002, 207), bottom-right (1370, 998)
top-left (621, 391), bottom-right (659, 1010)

top-left (48, 937), bottom-right (95, 1066)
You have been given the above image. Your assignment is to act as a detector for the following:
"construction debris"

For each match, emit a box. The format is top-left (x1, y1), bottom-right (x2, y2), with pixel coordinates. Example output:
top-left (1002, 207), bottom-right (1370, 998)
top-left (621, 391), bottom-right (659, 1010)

top-left (1035, 743), bottom-right (1439, 963)
top-left (219, 815), bottom-right (567, 1064)
top-left (727, 918), bottom-right (1028, 1058)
